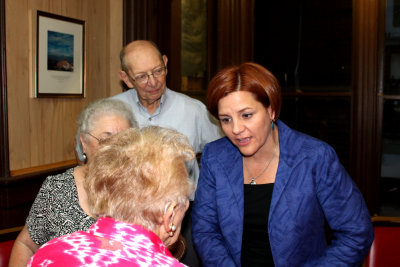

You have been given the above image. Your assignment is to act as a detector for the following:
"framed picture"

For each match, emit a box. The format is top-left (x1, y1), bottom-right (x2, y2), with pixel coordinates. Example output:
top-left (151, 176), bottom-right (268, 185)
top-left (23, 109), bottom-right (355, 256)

top-left (35, 11), bottom-right (85, 98)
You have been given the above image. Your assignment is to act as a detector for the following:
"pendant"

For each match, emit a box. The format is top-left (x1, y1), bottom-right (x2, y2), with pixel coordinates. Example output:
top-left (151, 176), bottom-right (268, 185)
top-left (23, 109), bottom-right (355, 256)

top-left (250, 178), bottom-right (256, 185)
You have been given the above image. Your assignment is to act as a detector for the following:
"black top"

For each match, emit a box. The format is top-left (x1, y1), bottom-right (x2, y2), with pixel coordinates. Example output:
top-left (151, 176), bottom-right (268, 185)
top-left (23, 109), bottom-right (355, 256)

top-left (241, 183), bottom-right (275, 267)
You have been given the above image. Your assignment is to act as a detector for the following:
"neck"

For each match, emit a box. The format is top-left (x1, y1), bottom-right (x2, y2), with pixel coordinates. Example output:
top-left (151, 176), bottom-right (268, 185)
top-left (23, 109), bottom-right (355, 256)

top-left (248, 127), bottom-right (278, 163)
top-left (73, 165), bottom-right (94, 217)
top-left (242, 129), bottom-right (279, 184)
top-left (74, 165), bottom-right (87, 181)
top-left (153, 223), bottom-right (172, 246)
top-left (139, 98), bottom-right (161, 115)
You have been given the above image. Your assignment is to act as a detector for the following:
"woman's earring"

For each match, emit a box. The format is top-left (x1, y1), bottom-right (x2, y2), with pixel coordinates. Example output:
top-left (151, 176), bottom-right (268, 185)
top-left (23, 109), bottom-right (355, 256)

top-left (271, 120), bottom-right (275, 131)
top-left (169, 223), bottom-right (176, 237)
top-left (82, 153), bottom-right (87, 164)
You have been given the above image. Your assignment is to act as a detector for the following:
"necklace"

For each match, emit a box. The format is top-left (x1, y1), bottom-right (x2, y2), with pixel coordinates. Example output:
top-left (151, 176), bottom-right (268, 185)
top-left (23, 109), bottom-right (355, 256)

top-left (243, 141), bottom-right (278, 185)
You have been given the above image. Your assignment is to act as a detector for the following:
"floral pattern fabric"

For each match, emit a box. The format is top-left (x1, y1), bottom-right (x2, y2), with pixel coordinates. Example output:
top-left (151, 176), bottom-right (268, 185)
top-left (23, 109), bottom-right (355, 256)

top-left (28, 217), bottom-right (186, 267)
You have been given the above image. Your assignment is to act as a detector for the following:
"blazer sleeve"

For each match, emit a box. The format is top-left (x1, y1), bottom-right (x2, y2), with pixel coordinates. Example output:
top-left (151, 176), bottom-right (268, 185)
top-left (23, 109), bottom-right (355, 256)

top-left (192, 148), bottom-right (237, 267)
top-left (312, 144), bottom-right (374, 266)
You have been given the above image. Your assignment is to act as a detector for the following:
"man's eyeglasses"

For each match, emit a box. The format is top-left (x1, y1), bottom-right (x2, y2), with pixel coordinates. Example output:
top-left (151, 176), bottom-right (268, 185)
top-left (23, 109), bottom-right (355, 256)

top-left (132, 65), bottom-right (166, 84)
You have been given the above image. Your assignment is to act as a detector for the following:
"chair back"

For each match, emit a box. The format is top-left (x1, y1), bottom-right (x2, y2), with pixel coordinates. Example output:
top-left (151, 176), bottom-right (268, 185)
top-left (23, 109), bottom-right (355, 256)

top-left (364, 217), bottom-right (400, 267)
top-left (0, 240), bottom-right (15, 267)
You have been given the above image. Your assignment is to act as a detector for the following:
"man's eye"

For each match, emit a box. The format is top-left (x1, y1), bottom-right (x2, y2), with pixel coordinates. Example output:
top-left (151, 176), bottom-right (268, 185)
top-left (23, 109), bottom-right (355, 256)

top-left (135, 74), bottom-right (147, 80)
top-left (153, 68), bottom-right (163, 75)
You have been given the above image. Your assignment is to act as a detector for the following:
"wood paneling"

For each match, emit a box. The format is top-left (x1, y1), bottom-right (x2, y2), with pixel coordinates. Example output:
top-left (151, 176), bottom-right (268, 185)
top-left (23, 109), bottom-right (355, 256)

top-left (5, 0), bottom-right (123, 173)
top-left (351, 0), bottom-right (380, 214)
top-left (216, 0), bottom-right (254, 70)
top-left (0, 0), bottom-right (123, 234)
top-left (108, 0), bottom-right (124, 97)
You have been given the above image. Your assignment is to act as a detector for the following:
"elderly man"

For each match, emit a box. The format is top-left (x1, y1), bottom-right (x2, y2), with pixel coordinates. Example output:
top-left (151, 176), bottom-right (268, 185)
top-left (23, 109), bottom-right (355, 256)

top-left (113, 40), bottom-right (222, 192)
top-left (111, 40), bottom-right (222, 266)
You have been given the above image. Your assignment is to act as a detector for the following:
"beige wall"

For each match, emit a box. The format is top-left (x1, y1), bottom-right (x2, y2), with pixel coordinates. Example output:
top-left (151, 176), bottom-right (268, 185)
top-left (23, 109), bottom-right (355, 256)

top-left (6, 0), bottom-right (123, 173)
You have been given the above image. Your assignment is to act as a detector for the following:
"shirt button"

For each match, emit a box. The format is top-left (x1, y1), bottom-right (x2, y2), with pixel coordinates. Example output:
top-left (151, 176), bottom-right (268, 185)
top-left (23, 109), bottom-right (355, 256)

top-left (149, 118), bottom-right (152, 121)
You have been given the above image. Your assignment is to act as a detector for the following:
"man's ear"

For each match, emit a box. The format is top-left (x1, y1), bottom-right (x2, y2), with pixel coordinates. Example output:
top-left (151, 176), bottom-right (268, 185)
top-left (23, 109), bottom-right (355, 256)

top-left (162, 55), bottom-right (168, 76)
top-left (162, 55), bottom-right (168, 68)
top-left (119, 70), bottom-right (134, 88)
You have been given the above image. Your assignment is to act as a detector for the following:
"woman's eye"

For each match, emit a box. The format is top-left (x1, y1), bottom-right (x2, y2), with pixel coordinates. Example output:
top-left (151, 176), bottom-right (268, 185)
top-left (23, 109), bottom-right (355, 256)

top-left (243, 113), bottom-right (252, 119)
top-left (219, 118), bottom-right (230, 124)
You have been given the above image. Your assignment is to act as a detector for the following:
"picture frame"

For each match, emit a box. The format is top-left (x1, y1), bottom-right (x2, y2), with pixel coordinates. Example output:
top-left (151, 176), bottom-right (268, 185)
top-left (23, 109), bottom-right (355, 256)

top-left (35, 11), bottom-right (85, 98)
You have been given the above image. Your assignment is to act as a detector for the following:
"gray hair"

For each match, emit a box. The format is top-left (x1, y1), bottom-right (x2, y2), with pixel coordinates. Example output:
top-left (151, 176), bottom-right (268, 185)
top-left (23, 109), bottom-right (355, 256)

top-left (76, 98), bottom-right (138, 159)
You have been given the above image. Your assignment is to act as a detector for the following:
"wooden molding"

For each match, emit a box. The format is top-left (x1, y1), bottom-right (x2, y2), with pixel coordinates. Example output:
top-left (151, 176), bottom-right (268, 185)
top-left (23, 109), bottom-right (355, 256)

top-left (0, 160), bottom-right (76, 184)
top-left (371, 216), bottom-right (400, 223)
top-left (4, 159), bottom-right (78, 181)
top-left (0, 226), bottom-right (22, 235)
top-left (10, 159), bottom-right (77, 176)
top-left (0, 0), bottom-right (10, 180)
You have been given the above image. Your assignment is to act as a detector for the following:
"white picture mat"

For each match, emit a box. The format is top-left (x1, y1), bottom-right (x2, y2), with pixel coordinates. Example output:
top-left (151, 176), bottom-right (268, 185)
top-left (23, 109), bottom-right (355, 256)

top-left (37, 14), bottom-right (84, 95)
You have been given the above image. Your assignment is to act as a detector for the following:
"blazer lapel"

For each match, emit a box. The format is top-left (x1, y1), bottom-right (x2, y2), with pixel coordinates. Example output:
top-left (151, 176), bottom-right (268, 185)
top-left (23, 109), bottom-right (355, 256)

top-left (214, 142), bottom-right (244, 263)
top-left (269, 157), bottom-right (290, 218)
top-left (269, 121), bottom-right (292, 221)
top-left (217, 143), bottom-right (244, 219)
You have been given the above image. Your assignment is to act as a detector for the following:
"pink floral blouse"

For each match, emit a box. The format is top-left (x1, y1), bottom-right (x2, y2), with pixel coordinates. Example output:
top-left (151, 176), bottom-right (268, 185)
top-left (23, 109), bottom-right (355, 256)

top-left (27, 216), bottom-right (186, 266)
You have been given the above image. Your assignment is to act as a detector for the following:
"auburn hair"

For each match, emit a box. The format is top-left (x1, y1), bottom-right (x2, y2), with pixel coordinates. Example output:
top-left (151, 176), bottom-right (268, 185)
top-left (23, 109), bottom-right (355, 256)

top-left (206, 62), bottom-right (282, 120)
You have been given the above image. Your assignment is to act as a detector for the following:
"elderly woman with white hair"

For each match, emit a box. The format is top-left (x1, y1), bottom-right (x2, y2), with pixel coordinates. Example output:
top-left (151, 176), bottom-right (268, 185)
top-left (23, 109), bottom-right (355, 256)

top-left (9, 99), bottom-right (138, 266)
top-left (28, 126), bottom-right (195, 266)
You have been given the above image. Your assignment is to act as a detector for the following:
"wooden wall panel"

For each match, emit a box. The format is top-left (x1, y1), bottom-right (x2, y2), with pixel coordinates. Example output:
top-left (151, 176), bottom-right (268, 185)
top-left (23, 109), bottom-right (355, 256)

top-left (108, 0), bottom-right (124, 97)
top-left (216, 0), bottom-right (254, 70)
top-left (351, 0), bottom-right (380, 214)
top-left (5, 0), bottom-right (123, 173)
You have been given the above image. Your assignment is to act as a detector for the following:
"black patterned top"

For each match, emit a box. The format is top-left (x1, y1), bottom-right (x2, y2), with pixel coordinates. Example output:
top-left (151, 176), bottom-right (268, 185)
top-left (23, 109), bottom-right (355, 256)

top-left (26, 168), bottom-right (96, 245)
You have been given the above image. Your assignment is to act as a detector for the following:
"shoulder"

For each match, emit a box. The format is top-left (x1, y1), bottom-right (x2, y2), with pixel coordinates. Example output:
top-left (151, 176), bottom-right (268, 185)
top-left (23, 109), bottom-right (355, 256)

top-left (110, 89), bottom-right (132, 98)
top-left (29, 231), bottom-right (92, 264)
top-left (34, 168), bottom-right (77, 204)
top-left (33, 167), bottom-right (77, 202)
top-left (204, 137), bottom-right (232, 150)
top-left (41, 168), bottom-right (75, 188)
top-left (278, 120), bottom-right (335, 161)
top-left (202, 137), bottom-right (236, 160)
top-left (109, 89), bottom-right (135, 103)
top-left (166, 89), bottom-right (208, 111)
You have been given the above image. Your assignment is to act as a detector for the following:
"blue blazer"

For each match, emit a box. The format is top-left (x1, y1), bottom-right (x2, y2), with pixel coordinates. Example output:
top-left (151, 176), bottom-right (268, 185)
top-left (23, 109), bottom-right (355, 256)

top-left (192, 120), bottom-right (374, 267)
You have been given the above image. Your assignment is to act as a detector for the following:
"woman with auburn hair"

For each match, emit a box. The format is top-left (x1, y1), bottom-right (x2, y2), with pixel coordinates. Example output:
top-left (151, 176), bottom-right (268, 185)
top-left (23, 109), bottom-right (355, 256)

top-left (28, 126), bottom-right (194, 267)
top-left (192, 62), bottom-right (374, 266)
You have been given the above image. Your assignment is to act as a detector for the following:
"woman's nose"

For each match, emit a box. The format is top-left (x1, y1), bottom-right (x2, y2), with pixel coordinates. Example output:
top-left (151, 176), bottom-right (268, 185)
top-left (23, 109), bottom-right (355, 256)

top-left (232, 119), bottom-right (244, 134)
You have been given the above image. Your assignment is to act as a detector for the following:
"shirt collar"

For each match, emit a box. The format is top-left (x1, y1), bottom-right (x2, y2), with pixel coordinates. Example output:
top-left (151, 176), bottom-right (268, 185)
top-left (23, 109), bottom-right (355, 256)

top-left (132, 88), bottom-right (167, 116)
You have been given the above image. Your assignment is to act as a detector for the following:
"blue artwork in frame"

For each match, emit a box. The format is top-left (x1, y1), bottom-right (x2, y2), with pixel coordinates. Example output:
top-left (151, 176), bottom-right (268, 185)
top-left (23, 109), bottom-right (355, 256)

top-left (47, 31), bottom-right (74, 72)
top-left (36, 10), bottom-right (85, 98)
